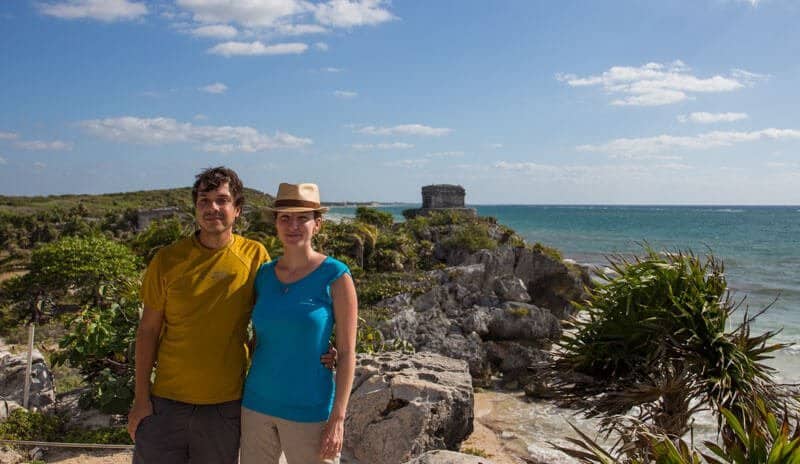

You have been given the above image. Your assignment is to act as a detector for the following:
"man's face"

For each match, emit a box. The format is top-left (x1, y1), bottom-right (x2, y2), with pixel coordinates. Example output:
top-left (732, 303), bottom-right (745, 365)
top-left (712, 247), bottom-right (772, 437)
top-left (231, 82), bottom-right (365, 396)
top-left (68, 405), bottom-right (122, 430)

top-left (195, 182), bottom-right (241, 235)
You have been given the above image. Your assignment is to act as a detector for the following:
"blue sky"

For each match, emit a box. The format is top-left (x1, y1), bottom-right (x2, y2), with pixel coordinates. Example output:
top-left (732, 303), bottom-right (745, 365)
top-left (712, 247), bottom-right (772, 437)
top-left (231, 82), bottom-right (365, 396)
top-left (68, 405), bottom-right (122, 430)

top-left (1, 0), bottom-right (799, 204)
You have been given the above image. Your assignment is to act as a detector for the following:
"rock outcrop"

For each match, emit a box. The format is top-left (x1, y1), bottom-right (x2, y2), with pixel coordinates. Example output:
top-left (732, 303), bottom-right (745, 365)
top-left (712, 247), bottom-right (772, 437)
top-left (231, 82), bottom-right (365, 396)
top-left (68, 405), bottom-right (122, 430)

top-left (344, 352), bottom-right (474, 464)
top-left (376, 245), bottom-right (590, 391)
top-left (403, 450), bottom-right (496, 464)
top-left (0, 347), bottom-right (55, 417)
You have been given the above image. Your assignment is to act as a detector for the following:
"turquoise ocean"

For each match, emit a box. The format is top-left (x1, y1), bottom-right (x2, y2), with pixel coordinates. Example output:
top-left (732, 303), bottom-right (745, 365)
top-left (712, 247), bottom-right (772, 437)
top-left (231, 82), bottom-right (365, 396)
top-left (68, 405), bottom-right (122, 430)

top-left (330, 204), bottom-right (800, 384)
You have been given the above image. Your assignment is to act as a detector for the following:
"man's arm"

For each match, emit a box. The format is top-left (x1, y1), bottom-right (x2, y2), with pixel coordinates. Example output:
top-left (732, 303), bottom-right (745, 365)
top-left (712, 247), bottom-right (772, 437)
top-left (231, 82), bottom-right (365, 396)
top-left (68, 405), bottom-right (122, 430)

top-left (127, 306), bottom-right (164, 440)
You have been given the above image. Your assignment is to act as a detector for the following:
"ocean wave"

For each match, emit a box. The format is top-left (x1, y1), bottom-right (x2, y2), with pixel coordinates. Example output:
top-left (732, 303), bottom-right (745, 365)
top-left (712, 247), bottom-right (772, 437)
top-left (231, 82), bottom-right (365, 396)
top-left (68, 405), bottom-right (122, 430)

top-left (710, 208), bottom-right (745, 213)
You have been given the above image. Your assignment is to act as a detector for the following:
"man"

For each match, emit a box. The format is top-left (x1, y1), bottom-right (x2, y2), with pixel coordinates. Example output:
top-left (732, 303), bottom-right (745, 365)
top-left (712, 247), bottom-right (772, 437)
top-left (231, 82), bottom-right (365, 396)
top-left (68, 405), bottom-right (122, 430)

top-left (128, 167), bottom-right (330, 464)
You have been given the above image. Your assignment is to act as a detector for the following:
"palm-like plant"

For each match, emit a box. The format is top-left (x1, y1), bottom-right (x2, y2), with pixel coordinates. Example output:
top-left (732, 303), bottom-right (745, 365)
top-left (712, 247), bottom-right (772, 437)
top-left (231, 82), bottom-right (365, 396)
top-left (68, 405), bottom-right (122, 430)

top-left (553, 398), bottom-right (800, 464)
top-left (552, 247), bottom-right (794, 445)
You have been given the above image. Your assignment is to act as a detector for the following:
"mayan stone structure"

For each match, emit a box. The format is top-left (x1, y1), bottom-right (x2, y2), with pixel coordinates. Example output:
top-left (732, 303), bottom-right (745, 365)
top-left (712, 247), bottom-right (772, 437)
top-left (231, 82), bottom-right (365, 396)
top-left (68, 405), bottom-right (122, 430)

top-left (406, 184), bottom-right (476, 218)
top-left (136, 207), bottom-right (183, 232)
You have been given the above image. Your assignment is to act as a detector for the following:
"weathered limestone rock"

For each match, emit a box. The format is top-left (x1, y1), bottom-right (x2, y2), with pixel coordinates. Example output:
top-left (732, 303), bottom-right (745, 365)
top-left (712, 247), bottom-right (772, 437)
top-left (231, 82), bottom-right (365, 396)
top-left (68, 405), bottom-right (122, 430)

top-left (486, 303), bottom-right (560, 343)
top-left (0, 348), bottom-right (55, 415)
top-left (492, 276), bottom-right (531, 303)
top-left (403, 450), bottom-right (496, 464)
top-left (344, 352), bottom-right (474, 464)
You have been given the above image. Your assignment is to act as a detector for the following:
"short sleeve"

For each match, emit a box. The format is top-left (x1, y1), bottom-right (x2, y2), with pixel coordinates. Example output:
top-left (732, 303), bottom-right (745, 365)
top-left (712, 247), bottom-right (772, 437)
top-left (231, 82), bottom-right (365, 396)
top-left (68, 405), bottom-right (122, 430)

top-left (329, 259), bottom-right (351, 284)
top-left (140, 251), bottom-right (166, 312)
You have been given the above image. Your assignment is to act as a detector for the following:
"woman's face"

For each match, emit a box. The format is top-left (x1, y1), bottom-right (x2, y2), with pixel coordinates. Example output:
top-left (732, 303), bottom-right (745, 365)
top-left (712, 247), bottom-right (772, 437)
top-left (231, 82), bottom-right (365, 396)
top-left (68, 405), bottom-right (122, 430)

top-left (275, 211), bottom-right (321, 248)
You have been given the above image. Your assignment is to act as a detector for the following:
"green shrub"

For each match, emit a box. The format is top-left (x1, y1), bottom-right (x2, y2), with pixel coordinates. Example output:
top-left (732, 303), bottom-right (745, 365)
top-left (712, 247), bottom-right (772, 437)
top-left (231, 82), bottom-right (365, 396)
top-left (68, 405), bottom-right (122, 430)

top-left (357, 272), bottom-right (435, 305)
top-left (130, 218), bottom-right (190, 264)
top-left (63, 426), bottom-right (132, 445)
top-left (355, 207), bottom-right (394, 229)
top-left (0, 409), bottom-right (63, 441)
top-left (530, 242), bottom-right (563, 261)
top-left (443, 223), bottom-right (497, 253)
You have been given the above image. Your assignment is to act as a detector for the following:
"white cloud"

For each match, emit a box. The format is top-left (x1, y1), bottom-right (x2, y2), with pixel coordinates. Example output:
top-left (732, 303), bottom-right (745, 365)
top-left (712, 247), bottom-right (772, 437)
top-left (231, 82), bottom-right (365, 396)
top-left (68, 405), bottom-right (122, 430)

top-left (557, 61), bottom-right (749, 107)
top-left (80, 116), bottom-right (312, 153)
top-left (190, 24), bottom-right (238, 39)
top-left (39, 0), bottom-right (147, 22)
top-left (487, 143), bottom-right (503, 149)
top-left (0, 132), bottom-right (19, 140)
top-left (15, 140), bottom-right (73, 151)
top-left (277, 24), bottom-right (328, 36)
top-left (352, 142), bottom-right (414, 150)
top-left (208, 41), bottom-right (308, 56)
top-left (578, 128), bottom-right (800, 157)
top-left (766, 161), bottom-right (800, 169)
top-left (322, 67), bottom-right (343, 73)
top-left (731, 68), bottom-right (770, 85)
top-left (173, 0), bottom-right (395, 40)
top-left (385, 159), bottom-right (429, 168)
top-left (314, 42), bottom-right (329, 51)
top-left (426, 151), bottom-right (464, 158)
top-left (139, 90), bottom-right (161, 98)
top-left (677, 112), bottom-right (749, 124)
top-left (200, 82), bottom-right (228, 94)
top-left (176, 0), bottom-right (307, 28)
top-left (313, 0), bottom-right (396, 28)
top-left (333, 90), bottom-right (357, 98)
top-left (356, 124), bottom-right (452, 137)
top-left (194, 113), bottom-right (208, 120)
top-left (33, 162), bottom-right (46, 170)
top-left (0, 156), bottom-right (6, 165)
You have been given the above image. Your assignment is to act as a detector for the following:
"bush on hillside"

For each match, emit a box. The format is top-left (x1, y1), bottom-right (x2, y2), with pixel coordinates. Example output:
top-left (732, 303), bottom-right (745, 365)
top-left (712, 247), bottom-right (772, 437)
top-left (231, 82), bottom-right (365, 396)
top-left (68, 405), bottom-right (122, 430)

top-left (355, 207), bottom-right (394, 229)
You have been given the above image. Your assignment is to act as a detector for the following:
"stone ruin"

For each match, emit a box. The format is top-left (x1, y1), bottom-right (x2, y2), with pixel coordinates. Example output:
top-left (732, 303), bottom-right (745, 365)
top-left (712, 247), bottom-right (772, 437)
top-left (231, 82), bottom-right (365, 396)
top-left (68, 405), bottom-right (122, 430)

top-left (405, 184), bottom-right (476, 218)
top-left (135, 207), bottom-right (183, 232)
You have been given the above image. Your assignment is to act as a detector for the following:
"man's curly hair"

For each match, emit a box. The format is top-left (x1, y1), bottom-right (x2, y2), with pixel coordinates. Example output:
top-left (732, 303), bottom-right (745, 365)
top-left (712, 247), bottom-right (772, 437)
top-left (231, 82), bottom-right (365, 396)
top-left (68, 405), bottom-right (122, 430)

top-left (192, 166), bottom-right (245, 208)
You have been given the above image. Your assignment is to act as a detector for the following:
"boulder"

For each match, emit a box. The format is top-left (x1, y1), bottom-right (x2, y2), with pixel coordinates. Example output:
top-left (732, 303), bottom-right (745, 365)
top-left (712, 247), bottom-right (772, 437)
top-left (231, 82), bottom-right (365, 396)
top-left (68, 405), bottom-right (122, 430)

top-left (344, 352), bottom-right (474, 464)
top-left (0, 348), bottom-right (55, 412)
top-left (486, 303), bottom-right (560, 344)
top-left (492, 277), bottom-right (531, 303)
top-left (403, 450), bottom-right (496, 464)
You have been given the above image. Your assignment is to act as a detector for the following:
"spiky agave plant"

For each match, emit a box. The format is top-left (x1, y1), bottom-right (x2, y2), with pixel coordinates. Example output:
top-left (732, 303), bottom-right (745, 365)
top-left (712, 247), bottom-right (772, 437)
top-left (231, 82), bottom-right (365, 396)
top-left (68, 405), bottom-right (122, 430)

top-left (551, 247), bottom-right (794, 444)
top-left (553, 397), bottom-right (800, 464)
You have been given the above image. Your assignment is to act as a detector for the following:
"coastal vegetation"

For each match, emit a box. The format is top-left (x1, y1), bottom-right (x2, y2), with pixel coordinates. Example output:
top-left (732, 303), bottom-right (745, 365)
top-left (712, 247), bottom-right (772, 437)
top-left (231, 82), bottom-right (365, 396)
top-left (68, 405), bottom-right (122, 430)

top-left (551, 248), bottom-right (798, 463)
top-left (0, 190), bottom-right (795, 462)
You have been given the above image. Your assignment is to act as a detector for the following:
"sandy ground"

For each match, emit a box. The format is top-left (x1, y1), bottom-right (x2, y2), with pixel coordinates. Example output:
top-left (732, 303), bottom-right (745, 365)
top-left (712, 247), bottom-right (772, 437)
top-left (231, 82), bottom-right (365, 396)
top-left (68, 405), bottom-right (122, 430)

top-left (459, 392), bottom-right (532, 464)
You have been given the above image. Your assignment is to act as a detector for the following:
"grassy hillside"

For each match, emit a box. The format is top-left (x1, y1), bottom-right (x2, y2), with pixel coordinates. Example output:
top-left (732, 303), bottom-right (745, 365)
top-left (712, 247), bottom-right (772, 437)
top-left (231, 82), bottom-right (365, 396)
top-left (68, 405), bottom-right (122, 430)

top-left (0, 187), bottom-right (274, 216)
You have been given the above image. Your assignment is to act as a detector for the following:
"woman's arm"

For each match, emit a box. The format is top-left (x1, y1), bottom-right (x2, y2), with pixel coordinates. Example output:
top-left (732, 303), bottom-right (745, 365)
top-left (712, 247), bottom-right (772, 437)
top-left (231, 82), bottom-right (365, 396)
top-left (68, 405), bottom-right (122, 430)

top-left (319, 273), bottom-right (358, 460)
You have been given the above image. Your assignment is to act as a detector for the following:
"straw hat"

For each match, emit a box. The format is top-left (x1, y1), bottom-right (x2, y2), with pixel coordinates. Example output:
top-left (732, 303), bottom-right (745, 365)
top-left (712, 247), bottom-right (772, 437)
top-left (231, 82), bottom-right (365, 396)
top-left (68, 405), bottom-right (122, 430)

top-left (267, 182), bottom-right (330, 213)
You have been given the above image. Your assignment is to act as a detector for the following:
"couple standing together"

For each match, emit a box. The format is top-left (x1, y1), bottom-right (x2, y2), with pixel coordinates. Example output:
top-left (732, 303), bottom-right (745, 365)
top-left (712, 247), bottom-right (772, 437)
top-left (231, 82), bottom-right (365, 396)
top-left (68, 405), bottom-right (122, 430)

top-left (127, 166), bottom-right (357, 464)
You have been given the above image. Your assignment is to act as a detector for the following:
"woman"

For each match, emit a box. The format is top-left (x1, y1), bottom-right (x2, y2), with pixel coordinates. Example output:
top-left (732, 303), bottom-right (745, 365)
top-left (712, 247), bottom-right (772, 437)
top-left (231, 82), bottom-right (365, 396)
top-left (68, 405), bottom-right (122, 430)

top-left (240, 183), bottom-right (358, 464)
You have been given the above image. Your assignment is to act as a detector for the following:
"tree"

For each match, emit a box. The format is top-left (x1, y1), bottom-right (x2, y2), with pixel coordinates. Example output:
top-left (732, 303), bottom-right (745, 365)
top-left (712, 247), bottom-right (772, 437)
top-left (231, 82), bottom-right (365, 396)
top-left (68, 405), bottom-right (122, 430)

top-left (552, 248), bottom-right (794, 447)
top-left (1, 235), bottom-right (143, 413)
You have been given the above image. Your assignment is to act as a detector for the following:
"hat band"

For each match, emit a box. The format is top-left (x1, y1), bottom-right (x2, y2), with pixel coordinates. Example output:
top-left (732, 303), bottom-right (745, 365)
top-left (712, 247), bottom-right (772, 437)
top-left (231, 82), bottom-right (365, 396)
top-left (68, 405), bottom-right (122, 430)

top-left (274, 199), bottom-right (321, 209)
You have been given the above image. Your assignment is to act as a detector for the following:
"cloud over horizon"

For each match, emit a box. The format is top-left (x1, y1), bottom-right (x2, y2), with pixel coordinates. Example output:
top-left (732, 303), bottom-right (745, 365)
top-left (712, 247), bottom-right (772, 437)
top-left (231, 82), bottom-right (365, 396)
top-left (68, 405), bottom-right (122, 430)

top-left (200, 82), bottom-right (228, 94)
top-left (208, 41), bottom-right (308, 56)
top-left (356, 124), bottom-right (452, 137)
top-left (578, 128), bottom-right (800, 157)
top-left (557, 61), bottom-right (759, 106)
top-left (80, 116), bottom-right (312, 153)
top-left (677, 112), bottom-right (749, 124)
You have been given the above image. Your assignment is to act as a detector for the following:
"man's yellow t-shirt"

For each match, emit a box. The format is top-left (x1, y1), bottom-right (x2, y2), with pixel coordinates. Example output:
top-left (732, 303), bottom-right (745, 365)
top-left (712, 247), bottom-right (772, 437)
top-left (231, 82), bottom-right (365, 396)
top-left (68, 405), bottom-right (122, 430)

top-left (140, 234), bottom-right (269, 404)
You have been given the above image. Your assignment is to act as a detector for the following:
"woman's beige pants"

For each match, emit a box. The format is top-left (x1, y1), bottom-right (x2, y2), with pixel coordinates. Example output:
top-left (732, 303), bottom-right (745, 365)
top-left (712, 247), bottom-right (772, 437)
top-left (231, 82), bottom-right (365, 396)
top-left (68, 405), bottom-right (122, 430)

top-left (240, 406), bottom-right (340, 464)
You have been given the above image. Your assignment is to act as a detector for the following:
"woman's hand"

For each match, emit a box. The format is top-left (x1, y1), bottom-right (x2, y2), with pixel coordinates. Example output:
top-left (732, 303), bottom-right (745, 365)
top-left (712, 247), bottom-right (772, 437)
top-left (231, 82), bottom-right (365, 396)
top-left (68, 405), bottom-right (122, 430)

top-left (319, 416), bottom-right (345, 460)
